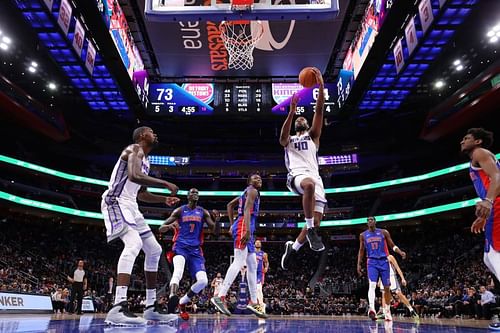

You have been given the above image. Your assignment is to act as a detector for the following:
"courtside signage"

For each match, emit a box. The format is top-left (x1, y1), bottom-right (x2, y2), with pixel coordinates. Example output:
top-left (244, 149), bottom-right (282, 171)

top-left (0, 292), bottom-right (52, 312)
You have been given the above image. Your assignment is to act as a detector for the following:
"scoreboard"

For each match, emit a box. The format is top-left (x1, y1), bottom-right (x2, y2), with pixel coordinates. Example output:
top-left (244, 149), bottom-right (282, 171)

top-left (149, 83), bottom-right (214, 116)
top-left (214, 83), bottom-right (273, 113)
top-left (146, 82), bottom-right (338, 116)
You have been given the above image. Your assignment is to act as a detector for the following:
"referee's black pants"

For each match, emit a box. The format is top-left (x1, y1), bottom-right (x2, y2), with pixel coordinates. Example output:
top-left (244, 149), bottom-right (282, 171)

top-left (70, 282), bottom-right (84, 314)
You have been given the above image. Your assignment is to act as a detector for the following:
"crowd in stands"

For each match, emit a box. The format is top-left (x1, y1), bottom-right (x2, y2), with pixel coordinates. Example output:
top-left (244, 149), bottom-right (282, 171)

top-left (0, 216), bottom-right (498, 320)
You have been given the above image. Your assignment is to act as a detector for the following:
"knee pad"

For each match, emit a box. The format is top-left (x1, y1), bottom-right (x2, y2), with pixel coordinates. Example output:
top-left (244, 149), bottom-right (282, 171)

top-left (170, 255), bottom-right (185, 286)
top-left (117, 233), bottom-right (143, 274)
top-left (191, 271), bottom-right (208, 293)
top-left (142, 236), bottom-right (162, 272)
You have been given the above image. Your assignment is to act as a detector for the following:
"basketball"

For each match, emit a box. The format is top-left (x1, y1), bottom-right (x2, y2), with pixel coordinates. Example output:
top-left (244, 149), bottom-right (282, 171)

top-left (299, 67), bottom-right (318, 88)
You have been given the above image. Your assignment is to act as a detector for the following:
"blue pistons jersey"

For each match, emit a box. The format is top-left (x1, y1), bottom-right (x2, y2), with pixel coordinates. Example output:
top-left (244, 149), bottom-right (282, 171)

top-left (172, 205), bottom-right (206, 277)
top-left (232, 186), bottom-right (260, 252)
top-left (173, 205), bottom-right (205, 248)
top-left (363, 228), bottom-right (389, 259)
top-left (363, 228), bottom-right (390, 286)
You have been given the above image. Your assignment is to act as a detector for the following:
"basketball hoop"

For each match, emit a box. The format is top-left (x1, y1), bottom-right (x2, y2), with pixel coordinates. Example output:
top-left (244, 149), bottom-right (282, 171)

top-left (219, 20), bottom-right (264, 70)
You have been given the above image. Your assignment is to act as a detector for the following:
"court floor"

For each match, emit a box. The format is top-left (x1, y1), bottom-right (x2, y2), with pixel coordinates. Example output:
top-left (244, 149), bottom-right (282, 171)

top-left (0, 314), bottom-right (491, 332)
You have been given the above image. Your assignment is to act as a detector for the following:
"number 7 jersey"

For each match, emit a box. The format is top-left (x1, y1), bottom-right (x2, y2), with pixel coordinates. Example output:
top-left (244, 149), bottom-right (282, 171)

top-left (284, 132), bottom-right (320, 177)
top-left (173, 205), bottom-right (205, 248)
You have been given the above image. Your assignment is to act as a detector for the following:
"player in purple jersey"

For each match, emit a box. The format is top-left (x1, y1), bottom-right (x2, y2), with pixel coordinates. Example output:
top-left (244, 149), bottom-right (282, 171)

top-left (460, 128), bottom-right (500, 330)
top-left (159, 188), bottom-right (219, 320)
top-left (211, 174), bottom-right (267, 318)
top-left (102, 127), bottom-right (180, 326)
top-left (357, 216), bottom-right (406, 322)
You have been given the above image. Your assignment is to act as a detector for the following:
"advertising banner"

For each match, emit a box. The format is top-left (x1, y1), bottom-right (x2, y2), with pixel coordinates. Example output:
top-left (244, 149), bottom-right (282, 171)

top-left (0, 292), bottom-right (52, 312)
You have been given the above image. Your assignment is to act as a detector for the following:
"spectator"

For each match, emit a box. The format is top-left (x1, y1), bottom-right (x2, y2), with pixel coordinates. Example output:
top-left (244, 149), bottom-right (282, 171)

top-left (478, 285), bottom-right (496, 319)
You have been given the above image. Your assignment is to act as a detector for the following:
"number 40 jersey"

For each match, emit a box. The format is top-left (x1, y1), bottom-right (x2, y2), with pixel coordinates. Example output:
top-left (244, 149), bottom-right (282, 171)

top-left (284, 132), bottom-right (320, 177)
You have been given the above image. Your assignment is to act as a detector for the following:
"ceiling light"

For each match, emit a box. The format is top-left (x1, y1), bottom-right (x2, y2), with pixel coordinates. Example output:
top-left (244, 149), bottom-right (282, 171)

top-left (488, 30), bottom-right (495, 37)
top-left (455, 64), bottom-right (464, 71)
top-left (31, 61), bottom-right (38, 68)
top-left (1, 36), bottom-right (11, 44)
top-left (490, 36), bottom-right (499, 43)
top-left (0, 43), bottom-right (7, 51)
top-left (28, 66), bottom-right (36, 73)
top-left (453, 59), bottom-right (461, 66)
top-left (434, 80), bottom-right (445, 89)
top-left (494, 24), bottom-right (500, 32)
top-left (48, 82), bottom-right (57, 90)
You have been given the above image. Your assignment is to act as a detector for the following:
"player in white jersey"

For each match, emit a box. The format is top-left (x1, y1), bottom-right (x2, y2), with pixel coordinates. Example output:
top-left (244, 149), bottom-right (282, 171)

top-left (280, 68), bottom-right (327, 269)
top-left (102, 126), bottom-right (180, 326)
top-left (377, 255), bottom-right (418, 319)
top-left (211, 272), bottom-right (224, 297)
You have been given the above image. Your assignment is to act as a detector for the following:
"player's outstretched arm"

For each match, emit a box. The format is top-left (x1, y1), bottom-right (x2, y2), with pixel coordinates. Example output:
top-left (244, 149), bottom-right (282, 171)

top-left (357, 233), bottom-right (365, 276)
top-left (382, 229), bottom-right (406, 259)
top-left (125, 144), bottom-right (179, 194)
top-left (137, 186), bottom-right (180, 206)
top-left (159, 207), bottom-right (182, 233)
top-left (279, 93), bottom-right (299, 147)
top-left (473, 148), bottom-right (500, 219)
top-left (308, 68), bottom-right (325, 142)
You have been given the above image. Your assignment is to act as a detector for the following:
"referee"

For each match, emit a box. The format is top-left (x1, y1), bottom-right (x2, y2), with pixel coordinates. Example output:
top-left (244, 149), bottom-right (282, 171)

top-left (67, 260), bottom-right (87, 314)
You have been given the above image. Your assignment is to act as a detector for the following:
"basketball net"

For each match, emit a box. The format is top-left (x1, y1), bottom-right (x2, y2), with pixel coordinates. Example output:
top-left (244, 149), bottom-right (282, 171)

top-left (219, 20), bottom-right (264, 70)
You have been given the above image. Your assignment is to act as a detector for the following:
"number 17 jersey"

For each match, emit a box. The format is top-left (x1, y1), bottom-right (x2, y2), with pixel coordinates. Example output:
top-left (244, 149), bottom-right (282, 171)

top-left (284, 132), bottom-right (319, 177)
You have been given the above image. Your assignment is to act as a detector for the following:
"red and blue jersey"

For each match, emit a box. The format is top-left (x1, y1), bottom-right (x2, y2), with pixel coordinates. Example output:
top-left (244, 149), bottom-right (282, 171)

top-left (232, 186), bottom-right (260, 252)
top-left (256, 250), bottom-right (265, 284)
top-left (173, 205), bottom-right (205, 248)
top-left (363, 228), bottom-right (390, 285)
top-left (363, 228), bottom-right (389, 259)
top-left (470, 160), bottom-right (500, 252)
top-left (236, 185), bottom-right (260, 218)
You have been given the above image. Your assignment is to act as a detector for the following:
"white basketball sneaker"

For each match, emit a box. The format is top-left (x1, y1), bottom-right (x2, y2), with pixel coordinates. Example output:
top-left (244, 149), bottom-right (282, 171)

top-left (143, 301), bottom-right (178, 323)
top-left (105, 301), bottom-right (146, 326)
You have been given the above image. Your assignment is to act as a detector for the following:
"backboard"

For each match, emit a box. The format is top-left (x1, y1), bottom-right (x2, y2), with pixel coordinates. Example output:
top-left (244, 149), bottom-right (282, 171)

top-left (144, 0), bottom-right (340, 22)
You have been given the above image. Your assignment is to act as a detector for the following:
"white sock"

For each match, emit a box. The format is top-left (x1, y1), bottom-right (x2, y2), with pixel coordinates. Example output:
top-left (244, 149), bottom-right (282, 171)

top-left (292, 240), bottom-right (303, 251)
top-left (305, 218), bottom-right (314, 229)
top-left (368, 282), bottom-right (376, 311)
top-left (114, 286), bottom-right (128, 305)
top-left (146, 289), bottom-right (156, 307)
top-left (179, 294), bottom-right (190, 305)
